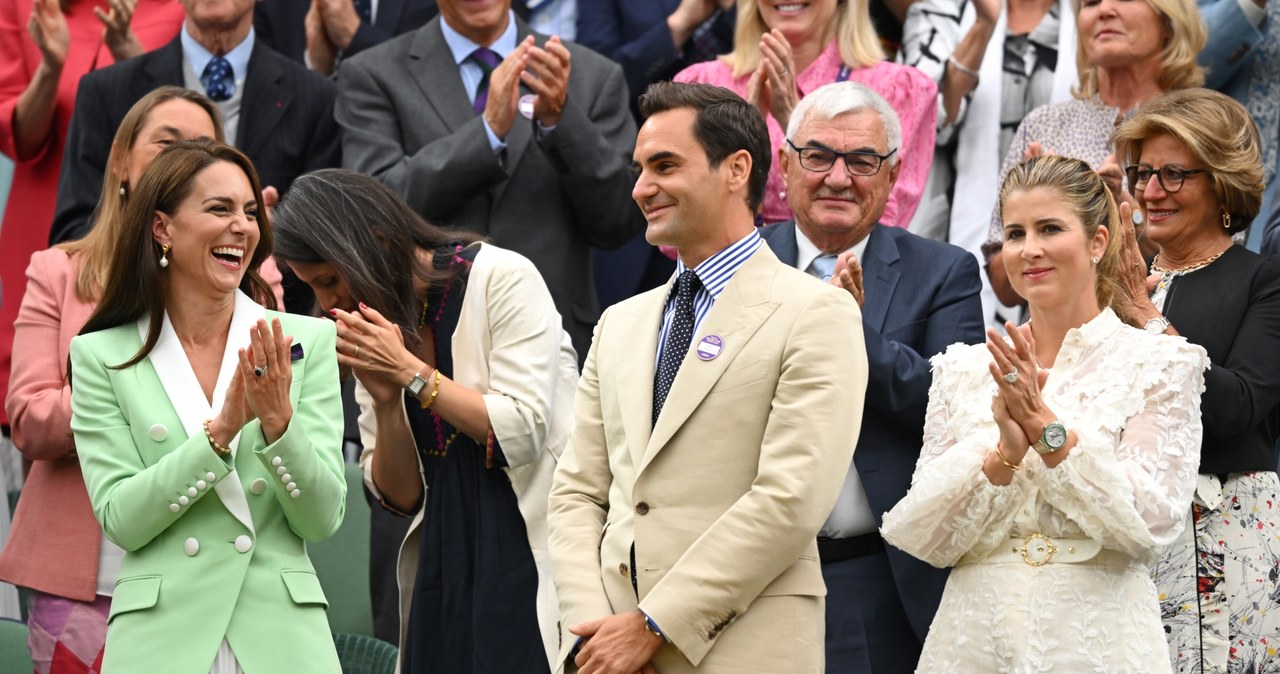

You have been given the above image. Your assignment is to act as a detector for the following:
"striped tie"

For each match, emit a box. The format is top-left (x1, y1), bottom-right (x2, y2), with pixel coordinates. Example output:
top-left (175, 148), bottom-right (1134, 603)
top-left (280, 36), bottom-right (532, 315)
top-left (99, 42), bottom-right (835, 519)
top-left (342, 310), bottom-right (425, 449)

top-left (468, 48), bottom-right (502, 114)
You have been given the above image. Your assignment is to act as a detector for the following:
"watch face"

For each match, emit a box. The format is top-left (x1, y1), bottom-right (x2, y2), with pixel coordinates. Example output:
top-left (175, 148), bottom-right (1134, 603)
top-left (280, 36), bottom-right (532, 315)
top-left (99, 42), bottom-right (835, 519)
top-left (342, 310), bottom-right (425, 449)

top-left (407, 376), bottom-right (426, 396)
top-left (1044, 422), bottom-right (1067, 449)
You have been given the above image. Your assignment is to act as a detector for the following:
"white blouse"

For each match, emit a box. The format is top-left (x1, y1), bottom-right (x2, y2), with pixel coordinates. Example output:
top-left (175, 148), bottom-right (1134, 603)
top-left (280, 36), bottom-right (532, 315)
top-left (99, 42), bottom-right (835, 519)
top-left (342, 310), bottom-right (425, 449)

top-left (882, 308), bottom-right (1209, 565)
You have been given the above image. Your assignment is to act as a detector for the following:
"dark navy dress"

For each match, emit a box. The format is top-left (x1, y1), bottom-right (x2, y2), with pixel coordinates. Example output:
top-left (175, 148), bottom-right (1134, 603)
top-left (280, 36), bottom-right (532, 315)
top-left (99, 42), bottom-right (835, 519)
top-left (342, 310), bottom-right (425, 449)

top-left (401, 245), bottom-right (548, 674)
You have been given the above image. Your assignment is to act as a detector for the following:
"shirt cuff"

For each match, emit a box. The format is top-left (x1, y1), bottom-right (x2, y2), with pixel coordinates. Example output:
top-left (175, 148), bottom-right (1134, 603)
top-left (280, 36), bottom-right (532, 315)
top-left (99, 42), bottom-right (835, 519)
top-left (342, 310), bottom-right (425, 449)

top-left (535, 120), bottom-right (557, 137)
top-left (482, 118), bottom-right (508, 153)
top-left (641, 610), bottom-right (666, 641)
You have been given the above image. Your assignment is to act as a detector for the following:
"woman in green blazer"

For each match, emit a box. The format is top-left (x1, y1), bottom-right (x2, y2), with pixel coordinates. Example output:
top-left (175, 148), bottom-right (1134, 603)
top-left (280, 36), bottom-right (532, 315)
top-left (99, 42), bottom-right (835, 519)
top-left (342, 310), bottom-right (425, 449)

top-left (68, 140), bottom-right (346, 673)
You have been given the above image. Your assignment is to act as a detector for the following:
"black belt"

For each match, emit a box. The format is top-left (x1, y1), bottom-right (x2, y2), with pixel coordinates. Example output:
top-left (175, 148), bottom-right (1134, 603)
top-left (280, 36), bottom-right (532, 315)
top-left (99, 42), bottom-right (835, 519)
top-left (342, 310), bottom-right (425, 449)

top-left (818, 533), bottom-right (884, 564)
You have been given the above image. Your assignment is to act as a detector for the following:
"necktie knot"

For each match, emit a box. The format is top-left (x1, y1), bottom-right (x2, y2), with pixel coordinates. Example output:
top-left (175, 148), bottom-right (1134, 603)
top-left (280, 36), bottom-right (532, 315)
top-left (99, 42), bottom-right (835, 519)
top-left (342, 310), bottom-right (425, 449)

top-left (201, 56), bottom-right (234, 102)
top-left (675, 269), bottom-right (702, 302)
top-left (810, 254), bottom-right (838, 281)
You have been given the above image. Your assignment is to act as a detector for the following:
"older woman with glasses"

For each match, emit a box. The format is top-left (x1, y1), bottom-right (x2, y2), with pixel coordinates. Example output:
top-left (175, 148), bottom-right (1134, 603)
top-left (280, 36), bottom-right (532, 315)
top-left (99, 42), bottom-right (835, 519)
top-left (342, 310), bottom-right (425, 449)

top-left (1112, 88), bottom-right (1280, 673)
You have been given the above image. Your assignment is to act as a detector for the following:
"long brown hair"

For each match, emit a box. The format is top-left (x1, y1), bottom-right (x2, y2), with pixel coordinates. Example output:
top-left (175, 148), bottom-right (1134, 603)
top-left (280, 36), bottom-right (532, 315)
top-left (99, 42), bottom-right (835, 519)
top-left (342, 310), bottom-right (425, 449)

top-left (270, 169), bottom-right (481, 349)
top-left (78, 140), bottom-right (276, 369)
top-left (58, 86), bottom-right (226, 302)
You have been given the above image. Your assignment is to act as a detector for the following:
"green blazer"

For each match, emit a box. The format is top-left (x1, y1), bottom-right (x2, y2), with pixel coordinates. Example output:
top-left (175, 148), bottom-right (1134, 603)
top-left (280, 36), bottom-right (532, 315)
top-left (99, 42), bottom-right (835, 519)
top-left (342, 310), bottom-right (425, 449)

top-left (69, 292), bottom-right (345, 673)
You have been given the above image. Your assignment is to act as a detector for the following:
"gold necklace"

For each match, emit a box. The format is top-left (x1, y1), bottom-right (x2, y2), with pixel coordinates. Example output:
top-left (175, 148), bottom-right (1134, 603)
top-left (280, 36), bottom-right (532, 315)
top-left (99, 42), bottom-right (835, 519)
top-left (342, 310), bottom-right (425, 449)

top-left (1149, 247), bottom-right (1228, 298)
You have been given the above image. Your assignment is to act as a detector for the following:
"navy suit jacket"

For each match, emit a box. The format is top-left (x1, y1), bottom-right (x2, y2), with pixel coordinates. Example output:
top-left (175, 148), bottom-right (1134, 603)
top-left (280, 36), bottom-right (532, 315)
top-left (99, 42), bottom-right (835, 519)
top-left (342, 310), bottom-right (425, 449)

top-left (760, 220), bottom-right (985, 639)
top-left (575, 0), bottom-right (734, 103)
top-left (254, 0), bottom-right (440, 65)
top-left (50, 36), bottom-right (341, 245)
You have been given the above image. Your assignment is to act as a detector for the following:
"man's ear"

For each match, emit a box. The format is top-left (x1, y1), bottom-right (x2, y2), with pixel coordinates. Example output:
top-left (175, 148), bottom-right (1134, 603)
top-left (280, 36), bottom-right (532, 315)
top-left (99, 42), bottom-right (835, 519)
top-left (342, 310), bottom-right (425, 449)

top-left (726, 148), bottom-right (753, 195)
top-left (887, 158), bottom-right (901, 190)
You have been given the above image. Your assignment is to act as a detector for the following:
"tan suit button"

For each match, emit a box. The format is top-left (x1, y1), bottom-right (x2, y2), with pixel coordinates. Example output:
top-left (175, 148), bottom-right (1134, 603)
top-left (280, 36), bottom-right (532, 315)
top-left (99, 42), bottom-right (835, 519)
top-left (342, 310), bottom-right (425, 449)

top-left (619, 563), bottom-right (628, 576)
top-left (635, 502), bottom-right (650, 515)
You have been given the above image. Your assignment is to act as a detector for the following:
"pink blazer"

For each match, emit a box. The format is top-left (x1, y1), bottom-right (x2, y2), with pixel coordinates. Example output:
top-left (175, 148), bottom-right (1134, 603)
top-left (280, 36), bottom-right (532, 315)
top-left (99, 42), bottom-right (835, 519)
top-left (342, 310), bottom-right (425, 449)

top-left (0, 248), bottom-right (102, 600)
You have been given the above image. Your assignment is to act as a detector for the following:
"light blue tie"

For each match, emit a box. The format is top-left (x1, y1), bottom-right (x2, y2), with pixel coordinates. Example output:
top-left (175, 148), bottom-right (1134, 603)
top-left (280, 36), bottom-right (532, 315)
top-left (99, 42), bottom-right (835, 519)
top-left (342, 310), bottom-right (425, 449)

top-left (809, 254), bottom-right (838, 281)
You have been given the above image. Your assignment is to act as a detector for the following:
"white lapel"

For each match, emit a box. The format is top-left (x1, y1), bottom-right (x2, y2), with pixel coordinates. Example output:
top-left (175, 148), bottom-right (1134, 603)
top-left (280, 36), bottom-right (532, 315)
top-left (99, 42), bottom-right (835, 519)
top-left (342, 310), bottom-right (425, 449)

top-left (140, 290), bottom-right (265, 535)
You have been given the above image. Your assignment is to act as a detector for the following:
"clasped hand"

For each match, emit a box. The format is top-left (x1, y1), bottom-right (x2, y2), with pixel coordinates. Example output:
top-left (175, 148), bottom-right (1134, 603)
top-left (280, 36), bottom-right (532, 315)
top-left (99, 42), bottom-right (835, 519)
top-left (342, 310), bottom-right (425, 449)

top-left (215, 319), bottom-right (295, 446)
top-left (569, 611), bottom-right (662, 674)
top-left (986, 323), bottom-right (1051, 459)
top-left (746, 29), bottom-right (799, 131)
top-left (483, 35), bottom-right (572, 138)
top-left (332, 304), bottom-right (426, 405)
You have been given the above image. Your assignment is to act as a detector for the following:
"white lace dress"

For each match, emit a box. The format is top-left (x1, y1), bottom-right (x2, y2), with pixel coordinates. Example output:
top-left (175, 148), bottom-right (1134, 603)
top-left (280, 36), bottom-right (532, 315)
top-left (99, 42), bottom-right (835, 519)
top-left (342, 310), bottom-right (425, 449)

top-left (881, 309), bottom-right (1210, 673)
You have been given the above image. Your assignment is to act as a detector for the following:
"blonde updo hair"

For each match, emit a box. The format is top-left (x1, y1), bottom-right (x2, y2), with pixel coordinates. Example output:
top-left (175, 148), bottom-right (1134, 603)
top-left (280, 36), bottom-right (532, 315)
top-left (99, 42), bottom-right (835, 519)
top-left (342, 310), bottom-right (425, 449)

top-left (999, 155), bottom-right (1128, 312)
top-left (727, 0), bottom-right (884, 78)
top-left (1112, 88), bottom-right (1263, 234)
top-left (1073, 0), bottom-right (1205, 99)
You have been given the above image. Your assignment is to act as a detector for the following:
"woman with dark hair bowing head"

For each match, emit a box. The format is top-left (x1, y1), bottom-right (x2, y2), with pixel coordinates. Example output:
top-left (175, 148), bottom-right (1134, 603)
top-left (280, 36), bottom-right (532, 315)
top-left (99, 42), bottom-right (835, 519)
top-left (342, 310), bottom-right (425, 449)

top-left (271, 169), bottom-right (577, 674)
top-left (882, 155), bottom-right (1208, 671)
top-left (1110, 88), bottom-right (1280, 673)
top-left (0, 85), bottom-right (224, 673)
top-left (69, 139), bottom-right (346, 673)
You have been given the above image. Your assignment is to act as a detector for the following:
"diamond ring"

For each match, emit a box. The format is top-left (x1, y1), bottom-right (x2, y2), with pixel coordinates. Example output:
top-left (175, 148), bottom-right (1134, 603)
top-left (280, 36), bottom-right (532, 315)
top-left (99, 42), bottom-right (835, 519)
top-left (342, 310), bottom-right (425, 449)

top-left (1003, 370), bottom-right (1019, 384)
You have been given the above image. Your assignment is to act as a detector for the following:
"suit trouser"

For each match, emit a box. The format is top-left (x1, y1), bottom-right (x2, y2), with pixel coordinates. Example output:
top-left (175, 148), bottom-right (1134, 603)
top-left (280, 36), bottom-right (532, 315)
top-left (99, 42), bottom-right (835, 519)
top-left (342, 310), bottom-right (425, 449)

top-left (822, 548), bottom-right (922, 674)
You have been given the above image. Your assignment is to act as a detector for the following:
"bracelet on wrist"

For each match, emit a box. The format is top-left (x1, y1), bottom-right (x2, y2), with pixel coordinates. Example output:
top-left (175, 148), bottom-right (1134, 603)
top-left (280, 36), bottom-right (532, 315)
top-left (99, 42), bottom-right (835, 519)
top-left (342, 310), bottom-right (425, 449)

top-left (948, 56), bottom-right (980, 80)
top-left (994, 442), bottom-right (1021, 472)
top-left (203, 419), bottom-right (233, 456)
top-left (419, 369), bottom-right (442, 410)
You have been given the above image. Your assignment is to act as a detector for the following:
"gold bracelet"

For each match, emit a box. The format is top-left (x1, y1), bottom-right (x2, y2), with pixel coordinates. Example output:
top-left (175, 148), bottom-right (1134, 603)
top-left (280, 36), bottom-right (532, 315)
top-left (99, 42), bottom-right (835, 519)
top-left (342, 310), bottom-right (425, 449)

top-left (419, 369), bottom-right (442, 410)
top-left (994, 442), bottom-right (1021, 472)
top-left (203, 419), bottom-right (233, 456)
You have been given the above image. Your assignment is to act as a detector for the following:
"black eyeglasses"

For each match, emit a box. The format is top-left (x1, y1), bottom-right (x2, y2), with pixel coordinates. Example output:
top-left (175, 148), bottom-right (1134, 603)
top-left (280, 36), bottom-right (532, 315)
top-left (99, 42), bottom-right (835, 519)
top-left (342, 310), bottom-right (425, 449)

top-left (786, 139), bottom-right (897, 176)
top-left (1123, 165), bottom-right (1210, 194)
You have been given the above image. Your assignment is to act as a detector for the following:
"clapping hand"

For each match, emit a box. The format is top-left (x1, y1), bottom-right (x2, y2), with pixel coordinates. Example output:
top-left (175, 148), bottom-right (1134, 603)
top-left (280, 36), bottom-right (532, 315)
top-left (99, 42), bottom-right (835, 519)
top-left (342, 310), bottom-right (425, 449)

top-left (333, 304), bottom-right (425, 406)
top-left (95, 0), bottom-right (142, 61)
top-left (830, 250), bottom-right (865, 308)
top-left (523, 36), bottom-right (572, 128)
top-left (986, 323), bottom-right (1049, 458)
top-left (746, 29), bottom-right (799, 130)
top-left (240, 318), bottom-right (295, 443)
top-left (28, 0), bottom-right (69, 70)
top-left (483, 36), bottom-right (535, 139)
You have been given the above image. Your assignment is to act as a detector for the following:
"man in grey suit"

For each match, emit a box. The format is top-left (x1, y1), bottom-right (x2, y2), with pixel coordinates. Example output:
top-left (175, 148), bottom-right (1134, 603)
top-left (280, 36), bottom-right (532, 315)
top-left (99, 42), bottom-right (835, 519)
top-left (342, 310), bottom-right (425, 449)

top-left (759, 82), bottom-right (985, 674)
top-left (336, 0), bottom-right (644, 356)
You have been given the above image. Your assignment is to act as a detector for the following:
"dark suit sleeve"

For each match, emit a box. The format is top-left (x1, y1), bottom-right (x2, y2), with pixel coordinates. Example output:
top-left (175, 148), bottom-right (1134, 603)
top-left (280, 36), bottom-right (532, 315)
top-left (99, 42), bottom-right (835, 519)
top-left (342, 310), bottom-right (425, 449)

top-left (49, 74), bottom-right (111, 245)
top-left (301, 84), bottom-right (343, 175)
top-left (345, 21), bottom-right (397, 57)
top-left (1198, 259), bottom-right (1280, 436)
top-left (335, 54), bottom-right (511, 218)
top-left (534, 58), bottom-right (644, 249)
top-left (576, 2), bottom-right (679, 100)
top-left (862, 251), bottom-right (984, 427)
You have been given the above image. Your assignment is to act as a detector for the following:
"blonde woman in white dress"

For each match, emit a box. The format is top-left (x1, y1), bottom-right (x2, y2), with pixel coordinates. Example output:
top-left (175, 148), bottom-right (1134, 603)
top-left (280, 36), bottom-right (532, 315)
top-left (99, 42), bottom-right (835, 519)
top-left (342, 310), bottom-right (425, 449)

top-left (881, 154), bottom-right (1209, 672)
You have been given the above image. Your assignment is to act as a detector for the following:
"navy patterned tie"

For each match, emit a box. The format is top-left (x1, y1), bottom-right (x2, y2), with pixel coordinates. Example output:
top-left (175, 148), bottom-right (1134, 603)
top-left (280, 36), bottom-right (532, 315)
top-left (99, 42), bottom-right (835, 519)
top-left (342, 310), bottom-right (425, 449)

top-left (354, 0), bottom-right (373, 25)
top-left (201, 56), bottom-right (234, 102)
top-left (653, 270), bottom-right (701, 425)
top-left (468, 48), bottom-right (502, 114)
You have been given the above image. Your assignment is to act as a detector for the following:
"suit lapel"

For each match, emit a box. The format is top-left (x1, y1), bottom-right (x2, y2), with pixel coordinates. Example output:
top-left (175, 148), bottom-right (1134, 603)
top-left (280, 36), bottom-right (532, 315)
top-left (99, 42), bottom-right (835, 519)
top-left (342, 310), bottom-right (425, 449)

top-left (640, 248), bottom-right (781, 473)
top-left (143, 38), bottom-right (185, 88)
top-left (237, 42), bottom-right (290, 155)
top-left (141, 292), bottom-right (264, 534)
top-left (613, 286), bottom-right (667, 470)
top-left (409, 20), bottom-right (477, 135)
top-left (860, 227), bottom-right (899, 333)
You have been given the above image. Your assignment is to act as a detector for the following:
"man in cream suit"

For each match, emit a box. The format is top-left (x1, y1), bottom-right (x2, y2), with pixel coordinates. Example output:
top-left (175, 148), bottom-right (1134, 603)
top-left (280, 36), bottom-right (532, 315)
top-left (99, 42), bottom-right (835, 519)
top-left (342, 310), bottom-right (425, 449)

top-left (547, 82), bottom-right (869, 674)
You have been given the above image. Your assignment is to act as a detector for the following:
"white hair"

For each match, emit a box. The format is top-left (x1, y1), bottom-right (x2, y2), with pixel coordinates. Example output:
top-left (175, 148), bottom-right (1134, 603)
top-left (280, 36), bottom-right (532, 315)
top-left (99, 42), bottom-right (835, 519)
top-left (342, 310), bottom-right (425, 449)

top-left (785, 82), bottom-right (902, 166)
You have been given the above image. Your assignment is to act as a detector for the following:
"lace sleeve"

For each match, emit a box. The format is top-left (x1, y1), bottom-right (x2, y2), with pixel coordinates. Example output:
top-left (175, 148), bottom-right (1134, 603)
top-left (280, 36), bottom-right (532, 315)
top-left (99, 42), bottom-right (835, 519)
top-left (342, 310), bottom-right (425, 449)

top-left (881, 344), bottom-right (1032, 568)
top-left (1036, 339), bottom-right (1209, 555)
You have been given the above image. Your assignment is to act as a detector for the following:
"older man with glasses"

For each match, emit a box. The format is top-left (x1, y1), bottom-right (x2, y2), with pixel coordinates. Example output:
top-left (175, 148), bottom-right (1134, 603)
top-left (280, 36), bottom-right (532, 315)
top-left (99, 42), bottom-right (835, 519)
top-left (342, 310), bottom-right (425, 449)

top-left (759, 81), bottom-right (986, 674)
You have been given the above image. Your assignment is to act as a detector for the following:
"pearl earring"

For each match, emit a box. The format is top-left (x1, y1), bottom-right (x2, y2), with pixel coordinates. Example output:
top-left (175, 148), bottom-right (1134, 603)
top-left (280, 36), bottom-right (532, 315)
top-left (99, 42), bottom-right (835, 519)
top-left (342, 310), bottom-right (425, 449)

top-left (1091, 256), bottom-right (1100, 265)
top-left (159, 244), bottom-right (170, 268)
top-left (120, 182), bottom-right (128, 199)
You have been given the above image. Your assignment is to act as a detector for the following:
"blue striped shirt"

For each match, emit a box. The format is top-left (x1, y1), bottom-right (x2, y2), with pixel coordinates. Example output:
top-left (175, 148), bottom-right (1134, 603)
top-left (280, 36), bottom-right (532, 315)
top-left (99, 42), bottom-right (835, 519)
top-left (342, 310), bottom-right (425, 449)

top-left (655, 231), bottom-right (764, 366)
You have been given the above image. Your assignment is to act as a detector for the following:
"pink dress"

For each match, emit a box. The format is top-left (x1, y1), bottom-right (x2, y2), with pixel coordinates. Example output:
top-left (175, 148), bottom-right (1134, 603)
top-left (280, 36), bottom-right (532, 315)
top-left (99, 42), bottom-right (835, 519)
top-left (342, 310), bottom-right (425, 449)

top-left (675, 40), bottom-right (938, 226)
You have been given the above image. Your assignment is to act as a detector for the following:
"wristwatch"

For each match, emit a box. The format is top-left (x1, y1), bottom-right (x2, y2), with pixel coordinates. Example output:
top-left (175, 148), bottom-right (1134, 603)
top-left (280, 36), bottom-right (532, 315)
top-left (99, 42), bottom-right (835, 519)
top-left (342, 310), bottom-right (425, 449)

top-left (1144, 316), bottom-right (1172, 335)
top-left (1032, 420), bottom-right (1068, 455)
top-left (405, 368), bottom-right (430, 400)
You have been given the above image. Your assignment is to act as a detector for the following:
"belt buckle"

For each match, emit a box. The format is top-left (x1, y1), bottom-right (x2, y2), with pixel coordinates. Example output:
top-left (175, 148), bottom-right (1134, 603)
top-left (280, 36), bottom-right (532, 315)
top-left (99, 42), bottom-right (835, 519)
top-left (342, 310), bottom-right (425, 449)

top-left (1018, 533), bottom-right (1058, 566)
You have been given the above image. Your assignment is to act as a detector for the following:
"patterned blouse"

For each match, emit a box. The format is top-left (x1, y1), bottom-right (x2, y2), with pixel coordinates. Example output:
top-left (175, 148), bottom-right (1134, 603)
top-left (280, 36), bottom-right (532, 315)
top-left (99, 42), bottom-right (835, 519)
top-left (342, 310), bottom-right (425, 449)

top-left (674, 41), bottom-right (939, 227)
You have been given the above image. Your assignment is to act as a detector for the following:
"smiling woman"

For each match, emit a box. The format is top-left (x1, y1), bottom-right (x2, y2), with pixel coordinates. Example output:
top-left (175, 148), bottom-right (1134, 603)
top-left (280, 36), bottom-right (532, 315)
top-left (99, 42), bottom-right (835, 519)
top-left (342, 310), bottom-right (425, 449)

top-left (67, 140), bottom-right (347, 673)
top-left (882, 155), bottom-right (1209, 673)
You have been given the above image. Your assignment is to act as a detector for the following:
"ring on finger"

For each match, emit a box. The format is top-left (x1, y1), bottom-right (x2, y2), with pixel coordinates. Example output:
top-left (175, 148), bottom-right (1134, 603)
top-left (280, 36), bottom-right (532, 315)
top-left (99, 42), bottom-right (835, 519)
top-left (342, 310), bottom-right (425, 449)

top-left (1002, 370), bottom-right (1019, 384)
top-left (254, 365), bottom-right (267, 378)
top-left (353, 344), bottom-right (361, 358)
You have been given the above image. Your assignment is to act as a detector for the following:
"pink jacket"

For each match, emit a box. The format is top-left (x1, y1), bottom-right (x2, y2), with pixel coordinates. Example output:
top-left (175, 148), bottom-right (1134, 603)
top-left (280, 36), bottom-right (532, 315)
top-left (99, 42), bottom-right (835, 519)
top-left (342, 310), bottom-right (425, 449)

top-left (675, 41), bottom-right (938, 227)
top-left (0, 248), bottom-right (101, 599)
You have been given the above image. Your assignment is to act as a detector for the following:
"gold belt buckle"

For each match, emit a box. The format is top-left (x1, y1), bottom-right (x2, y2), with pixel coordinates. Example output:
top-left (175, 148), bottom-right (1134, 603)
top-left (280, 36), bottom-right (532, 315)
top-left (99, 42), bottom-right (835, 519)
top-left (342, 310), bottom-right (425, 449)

top-left (1018, 533), bottom-right (1058, 566)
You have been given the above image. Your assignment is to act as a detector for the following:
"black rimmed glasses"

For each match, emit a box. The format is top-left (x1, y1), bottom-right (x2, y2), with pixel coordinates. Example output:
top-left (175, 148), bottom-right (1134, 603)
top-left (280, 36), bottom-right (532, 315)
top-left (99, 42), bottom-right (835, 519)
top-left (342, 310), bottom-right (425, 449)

top-left (786, 139), bottom-right (897, 176)
top-left (1123, 165), bottom-right (1210, 194)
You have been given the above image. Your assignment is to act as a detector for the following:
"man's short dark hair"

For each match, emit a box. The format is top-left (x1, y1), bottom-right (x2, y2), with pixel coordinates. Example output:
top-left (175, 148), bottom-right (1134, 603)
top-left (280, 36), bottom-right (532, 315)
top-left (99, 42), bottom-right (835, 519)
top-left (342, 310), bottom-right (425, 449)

top-left (638, 82), bottom-right (770, 212)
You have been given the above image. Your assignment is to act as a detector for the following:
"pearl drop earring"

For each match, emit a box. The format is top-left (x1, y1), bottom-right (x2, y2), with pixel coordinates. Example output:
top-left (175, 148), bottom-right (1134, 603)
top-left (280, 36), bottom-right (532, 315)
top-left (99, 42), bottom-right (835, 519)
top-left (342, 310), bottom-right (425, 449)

top-left (159, 244), bottom-right (170, 268)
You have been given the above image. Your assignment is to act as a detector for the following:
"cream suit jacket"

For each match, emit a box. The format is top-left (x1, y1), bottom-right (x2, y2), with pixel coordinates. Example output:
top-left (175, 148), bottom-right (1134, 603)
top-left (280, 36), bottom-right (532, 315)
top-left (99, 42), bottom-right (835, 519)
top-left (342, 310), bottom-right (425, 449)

top-left (548, 245), bottom-right (869, 672)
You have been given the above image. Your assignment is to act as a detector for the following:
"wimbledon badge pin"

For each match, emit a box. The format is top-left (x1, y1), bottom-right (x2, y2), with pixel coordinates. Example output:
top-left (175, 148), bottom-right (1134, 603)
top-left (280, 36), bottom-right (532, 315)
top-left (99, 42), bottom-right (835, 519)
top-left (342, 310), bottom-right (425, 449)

top-left (696, 335), bottom-right (724, 361)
